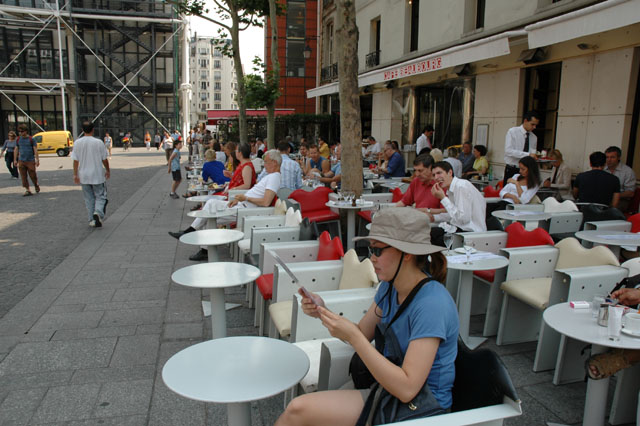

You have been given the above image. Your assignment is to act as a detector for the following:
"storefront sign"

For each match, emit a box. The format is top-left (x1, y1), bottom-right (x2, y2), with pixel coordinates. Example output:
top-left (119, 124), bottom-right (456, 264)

top-left (383, 57), bottom-right (443, 81)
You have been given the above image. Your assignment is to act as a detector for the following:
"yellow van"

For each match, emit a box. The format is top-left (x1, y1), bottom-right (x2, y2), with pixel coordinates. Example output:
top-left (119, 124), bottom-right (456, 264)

top-left (33, 130), bottom-right (74, 157)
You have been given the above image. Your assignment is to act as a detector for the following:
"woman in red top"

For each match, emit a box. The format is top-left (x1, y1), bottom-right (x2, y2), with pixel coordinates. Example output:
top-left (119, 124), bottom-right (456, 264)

top-left (224, 142), bottom-right (256, 194)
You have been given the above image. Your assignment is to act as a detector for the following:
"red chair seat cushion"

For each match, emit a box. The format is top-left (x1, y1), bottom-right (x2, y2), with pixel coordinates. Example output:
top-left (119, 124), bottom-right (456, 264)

top-left (392, 187), bottom-right (404, 203)
top-left (256, 274), bottom-right (274, 300)
top-left (483, 186), bottom-right (500, 198)
top-left (474, 269), bottom-right (496, 282)
top-left (304, 209), bottom-right (340, 223)
top-left (358, 211), bottom-right (373, 223)
top-left (505, 222), bottom-right (554, 247)
top-left (628, 213), bottom-right (640, 233)
top-left (289, 187), bottom-right (333, 213)
top-left (317, 231), bottom-right (345, 260)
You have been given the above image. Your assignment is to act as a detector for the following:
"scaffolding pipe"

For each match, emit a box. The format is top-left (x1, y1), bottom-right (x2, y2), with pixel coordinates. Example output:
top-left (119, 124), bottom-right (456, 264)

top-left (0, 5), bottom-right (181, 23)
top-left (55, 2), bottom-right (67, 132)
top-left (180, 17), bottom-right (190, 142)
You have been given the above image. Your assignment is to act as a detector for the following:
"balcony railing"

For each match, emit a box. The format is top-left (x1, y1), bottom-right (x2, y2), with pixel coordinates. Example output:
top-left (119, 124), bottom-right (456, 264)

top-left (321, 63), bottom-right (338, 82)
top-left (365, 50), bottom-right (380, 69)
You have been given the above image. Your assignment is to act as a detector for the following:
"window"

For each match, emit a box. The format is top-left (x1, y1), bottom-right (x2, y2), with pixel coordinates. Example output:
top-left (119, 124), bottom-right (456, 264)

top-left (200, 81), bottom-right (208, 90)
top-left (410, 0), bottom-right (420, 52)
top-left (475, 0), bottom-right (485, 29)
top-left (214, 82), bottom-right (221, 90)
top-left (200, 92), bottom-right (209, 100)
top-left (231, 104), bottom-right (237, 109)
top-left (214, 60), bottom-right (221, 69)
top-left (324, 21), bottom-right (334, 66)
top-left (286, 1), bottom-right (306, 38)
top-left (286, 39), bottom-right (305, 77)
top-left (213, 49), bottom-right (222, 57)
top-left (286, 0), bottom-right (306, 77)
top-left (214, 104), bottom-right (221, 110)
top-left (214, 71), bottom-right (221, 81)
top-left (522, 62), bottom-right (561, 152)
top-left (214, 93), bottom-right (221, 101)
top-left (199, 58), bottom-right (209, 67)
top-left (200, 71), bottom-right (208, 80)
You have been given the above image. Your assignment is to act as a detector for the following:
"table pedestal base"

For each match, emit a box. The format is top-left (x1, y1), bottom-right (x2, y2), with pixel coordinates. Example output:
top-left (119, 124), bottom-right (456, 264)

top-left (202, 301), bottom-right (241, 317)
top-left (227, 402), bottom-right (251, 426)
top-left (206, 244), bottom-right (219, 262)
top-left (346, 210), bottom-right (356, 251)
top-left (209, 288), bottom-right (226, 339)
top-left (457, 269), bottom-right (487, 350)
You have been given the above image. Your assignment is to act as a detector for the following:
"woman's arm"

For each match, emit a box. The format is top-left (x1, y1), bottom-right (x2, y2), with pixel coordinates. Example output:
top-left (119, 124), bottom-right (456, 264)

top-left (235, 166), bottom-right (253, 190)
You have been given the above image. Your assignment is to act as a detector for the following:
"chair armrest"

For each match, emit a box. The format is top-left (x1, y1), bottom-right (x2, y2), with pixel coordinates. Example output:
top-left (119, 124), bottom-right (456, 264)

top-left (500, 246), bottom-right (558, 281)
top-left (242, 215), bottom-right (286, 234)
top-left (507, 204), bottom-right (544, 211)
top-left (540, 212), bottom-right (583, 235)
top-left (361, 193), bottom-right (393, 203)
top-left (318, 339), bottom-right (355, 391)
top-left (228, 189), bottom-right (248, 198)
top-left (273, 261), bottom-right (343, 302)
top-left (584, 220), bottom-right (632, 232)
top-left (291, 287), bottom-right (376, 342)
top-left (236, 207), bottom-right (276, 229)
top-left (250, 226), bottom-right (300, 257)
top-left (453, 231), bottom-right (507, 253)
top-left (549, 265), bottom-right (628, 306)
top-left (260, 241), bottom-right (320, 274)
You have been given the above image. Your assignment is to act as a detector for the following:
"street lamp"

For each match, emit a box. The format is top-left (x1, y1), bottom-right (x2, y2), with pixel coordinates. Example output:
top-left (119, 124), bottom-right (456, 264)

top-left (303, 44), bottom-right (312, 60)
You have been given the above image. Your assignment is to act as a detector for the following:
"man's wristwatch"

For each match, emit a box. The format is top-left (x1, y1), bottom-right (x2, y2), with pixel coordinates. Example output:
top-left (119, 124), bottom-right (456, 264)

top-left (427, 208), bottom-right (431, 214)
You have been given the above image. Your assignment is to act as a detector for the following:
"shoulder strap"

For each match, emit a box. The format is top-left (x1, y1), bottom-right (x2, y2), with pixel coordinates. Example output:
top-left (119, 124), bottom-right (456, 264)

top-left (386, 277), bottom-right (430, 329)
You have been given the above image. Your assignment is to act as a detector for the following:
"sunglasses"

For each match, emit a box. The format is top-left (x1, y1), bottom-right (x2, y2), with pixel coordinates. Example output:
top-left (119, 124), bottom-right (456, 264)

top-left (368, 245), bottom-right (392, 257)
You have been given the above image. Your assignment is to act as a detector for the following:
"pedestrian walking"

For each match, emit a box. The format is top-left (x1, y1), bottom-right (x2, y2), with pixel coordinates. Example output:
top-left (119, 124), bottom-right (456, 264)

top-left (72, 120), bottom-right (110, 227)
top-left (168, 140), bottom-right (182, 199)
top-left (14, 124), bottom-right (39, 196)
top-left (144, 131), bottom-right (151, 151)
top-left (1, 130), bottom-right (19, 179)
top-left (103, 132), bottom-right (112, 159)
top-left (154, 132), bottom-right (161, 150)
top-left (163, 131), bottom-right (173, 164)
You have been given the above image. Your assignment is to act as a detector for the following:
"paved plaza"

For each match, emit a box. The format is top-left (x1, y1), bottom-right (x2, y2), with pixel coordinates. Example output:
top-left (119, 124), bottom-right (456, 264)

top-left (0, 150), bottom-right (633, 425)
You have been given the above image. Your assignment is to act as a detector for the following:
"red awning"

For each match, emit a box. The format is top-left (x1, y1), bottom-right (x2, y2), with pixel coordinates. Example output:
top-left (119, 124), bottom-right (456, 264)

top-left (207, 109), bottom-right (296, 124)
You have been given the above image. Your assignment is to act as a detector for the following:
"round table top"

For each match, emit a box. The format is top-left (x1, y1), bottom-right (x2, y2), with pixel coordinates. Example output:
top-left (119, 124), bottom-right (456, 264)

top-left (445, 251), bottom-right (509, 271)
top-left (369, 178), bottom-right (403, 184)
top-left (575, 230), bottom-right (640, 247)
top-left (187, 208), bottom-right (237, 219)
top-left (171, 262), bottom-right (260, 289)
top-left (326, 200), bottom-right (375, 210)
top-left (544, 303), bottom-right (640, 350)
top-left (186, 195), bottom-right (227, 203)
top-left (162, 336), bottom-right (310, 403)
top-left (179, 229), bottom-right (244, 246)
top-left (492, 210), bottom-right (551, 221)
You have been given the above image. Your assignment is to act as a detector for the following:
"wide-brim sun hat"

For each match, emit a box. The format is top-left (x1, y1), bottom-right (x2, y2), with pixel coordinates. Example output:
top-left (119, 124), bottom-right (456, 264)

top-left (353, 207), bottom-right (444, 255)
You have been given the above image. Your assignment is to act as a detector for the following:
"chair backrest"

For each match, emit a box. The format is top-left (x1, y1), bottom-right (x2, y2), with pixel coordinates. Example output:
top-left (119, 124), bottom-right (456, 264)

top-left (242, 215), bottom-right (286, 235)
top-left (361, 193), bottom-right (393, 204)
top-left (579, 204), bottom-right (626, 229)
top-left (505, 222), bottom-right (554, 248)
top-left (543, 212), bottom-right (583, 235)
top-left (277, 187), bottom-right (294, 201)
top-left (483, 186), bottom-right (500, 198)
top-left (289, 187), bottom-right (333, 213)
top-left (622, 258), bottom-right (640, 277)
top-left (391, 187), bottom-right (404, 202)
top-left (555, 237), bottom-right (620, 269)
top-left (496, 180), bottom-right (504, 190)
top-left (529, 195), bottom-right (542, 205)
top-left (317, 231), bottom-right (344, 260)
top-left (452, 340), bottom-right (519, 412)
top-left (628, 213), bottom-right (640, 233)
top-left (543, 197), bottom-right (578, 213)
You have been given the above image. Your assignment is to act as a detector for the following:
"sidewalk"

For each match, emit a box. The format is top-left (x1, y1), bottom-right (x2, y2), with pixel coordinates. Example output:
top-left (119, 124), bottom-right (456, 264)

top-left (0, 166), bottom-right (628, 425)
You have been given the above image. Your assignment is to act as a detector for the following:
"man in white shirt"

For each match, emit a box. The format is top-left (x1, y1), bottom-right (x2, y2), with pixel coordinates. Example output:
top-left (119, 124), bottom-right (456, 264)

top-left (171, 149), bottom-right (282, 260)
top-left (503, 111), bottom-right (539, 185)
top-left (72, 120), bottom-right (110, 227)
top-left (444, 147), bottom-right (463, 178)
top-left (363, 136), bottom-right (380, 157)
top-left (430, 161), bottom-right (486, 233)
top-left (415, 125), bottom-right (434, 155)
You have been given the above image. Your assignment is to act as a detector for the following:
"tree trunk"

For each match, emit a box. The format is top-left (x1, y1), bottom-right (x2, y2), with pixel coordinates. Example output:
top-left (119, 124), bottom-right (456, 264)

top-left (229, 3), bottom-right (248, 144)
top-left (266, 0), bottom-right (280, 150)
top-left (336, 0), bottom-right (362, 196)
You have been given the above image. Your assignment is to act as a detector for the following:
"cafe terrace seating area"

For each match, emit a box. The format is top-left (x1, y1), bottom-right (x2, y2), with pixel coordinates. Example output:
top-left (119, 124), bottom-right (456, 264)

top-left (162, 167), bottom-right (640, 426)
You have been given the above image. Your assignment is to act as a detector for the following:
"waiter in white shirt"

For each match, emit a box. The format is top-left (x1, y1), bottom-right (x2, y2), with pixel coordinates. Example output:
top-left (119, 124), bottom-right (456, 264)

top-left (503, 111), bottom-right (539, 185)
top-left (415, 125), bottom-right (434, 155)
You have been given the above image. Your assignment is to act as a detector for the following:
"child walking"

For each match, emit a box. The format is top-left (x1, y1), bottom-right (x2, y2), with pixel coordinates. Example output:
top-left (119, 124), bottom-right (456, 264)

top-left (168, 140), bottom-right (182, 199)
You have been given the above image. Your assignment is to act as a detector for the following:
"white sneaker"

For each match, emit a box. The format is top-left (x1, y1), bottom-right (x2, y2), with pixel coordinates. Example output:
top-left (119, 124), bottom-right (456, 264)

top-left (89, 220), bottom-right (96, 227)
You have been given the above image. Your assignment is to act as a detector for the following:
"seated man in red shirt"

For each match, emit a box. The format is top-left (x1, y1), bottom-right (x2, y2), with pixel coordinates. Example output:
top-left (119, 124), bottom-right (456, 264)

top-left (395, 154), bottom-right (444, 215)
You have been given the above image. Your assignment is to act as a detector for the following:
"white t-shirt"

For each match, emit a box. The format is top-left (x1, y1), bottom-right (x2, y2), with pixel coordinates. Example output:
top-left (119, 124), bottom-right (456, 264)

top-left (243, 172), bottom-right (281, 207)
top-left (71, 136), bottom-right (108, 185)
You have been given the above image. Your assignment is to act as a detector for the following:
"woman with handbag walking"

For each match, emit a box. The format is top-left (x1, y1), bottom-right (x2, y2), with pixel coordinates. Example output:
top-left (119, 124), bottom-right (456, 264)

top-left (276, 207), bottom-right (459, 426)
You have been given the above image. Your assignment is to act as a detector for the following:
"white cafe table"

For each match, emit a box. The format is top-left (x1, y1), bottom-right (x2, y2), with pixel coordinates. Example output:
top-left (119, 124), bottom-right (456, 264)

top-left (492, 209), bottom-right (551, 227)
top-left (187, 208), bottom-right (237, 230)
top-left (186, 194), bottom-right (227, 203)
top-left (163, 336), bottom-right (309, 426)
top-left (446, 251), bottom-right (509, 350)
top-left (575, 230), bottom-right (640, 250)
top-left (171, 263), bottom-right (260, 339)
top-left (326, 200), bottom-right (375, 251)
top-left (180, 229), bottom-right (243, 262)
top-left (544, 303), bottom-right (640, 426)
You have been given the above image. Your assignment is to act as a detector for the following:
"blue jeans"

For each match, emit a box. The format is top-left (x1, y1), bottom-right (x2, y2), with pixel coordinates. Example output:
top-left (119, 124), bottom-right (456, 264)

top-left (82, 183), bottom-right (108, 222)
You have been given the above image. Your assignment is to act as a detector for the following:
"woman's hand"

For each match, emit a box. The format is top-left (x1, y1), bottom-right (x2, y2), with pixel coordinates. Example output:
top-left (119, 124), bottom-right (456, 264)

top-left (298, 289), bottom-right (324, 318)
top-left (507, 178), bottom-right (518, 185)
top-left (317, 306), bottom-right (361, 343)
top-left (223, 170), bottom-right (231, 178)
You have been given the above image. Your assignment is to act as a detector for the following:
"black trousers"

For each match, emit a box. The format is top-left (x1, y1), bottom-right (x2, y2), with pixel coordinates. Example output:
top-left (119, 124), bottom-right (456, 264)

top-left (503, 165), bottom-right (519, 186)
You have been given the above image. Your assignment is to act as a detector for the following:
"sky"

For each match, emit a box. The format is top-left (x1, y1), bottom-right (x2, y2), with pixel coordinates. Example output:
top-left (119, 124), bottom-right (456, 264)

top-left (189, 12), bottom-right (265, 75)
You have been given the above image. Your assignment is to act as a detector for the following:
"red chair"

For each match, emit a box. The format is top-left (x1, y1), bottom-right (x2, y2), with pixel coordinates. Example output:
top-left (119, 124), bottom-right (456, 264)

top-left (483, 186), bottom-right (501, 198)
top-left (625, 188), bottom-right (640, 217)
top-left (357, 188), bottom-right (405, 223)
top-left (628, 213), bottom-right (640, 233)
top-left (289, 187), bottom-right (342, 239)
top-left (496, 180), bottom-right (504, 190)
top-left (474, 222), bottom-right (554, 282)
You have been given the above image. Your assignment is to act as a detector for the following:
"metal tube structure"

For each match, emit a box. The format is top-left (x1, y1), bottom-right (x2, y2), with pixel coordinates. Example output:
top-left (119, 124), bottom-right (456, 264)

top-left (55, 0), bottom-right (67, 132)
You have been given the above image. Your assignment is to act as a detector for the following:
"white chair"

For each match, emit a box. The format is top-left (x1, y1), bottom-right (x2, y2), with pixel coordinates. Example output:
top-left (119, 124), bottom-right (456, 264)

top-left (497, 238), bottom-right (619, 346)
top-left (584, 220), bottom-right (632, 232)
top-left (539, 211), bottom-right (583, 237)
top-left (622, 258), bottom-right (640, 277)
top-left (542, 197), bottom-right (578, 213)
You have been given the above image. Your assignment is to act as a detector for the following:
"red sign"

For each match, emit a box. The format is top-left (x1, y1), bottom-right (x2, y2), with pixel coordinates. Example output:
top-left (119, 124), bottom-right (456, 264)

top-left (383, 57), bottom-right (443, 81)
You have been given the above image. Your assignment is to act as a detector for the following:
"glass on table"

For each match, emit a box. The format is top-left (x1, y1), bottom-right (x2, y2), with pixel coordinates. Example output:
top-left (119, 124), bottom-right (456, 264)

top-left (443, 233), bottom-right (454, 255)
top-left (591, 295), bottom-right (606, 318)
top-left (463, 243), bottom-right (473, 264)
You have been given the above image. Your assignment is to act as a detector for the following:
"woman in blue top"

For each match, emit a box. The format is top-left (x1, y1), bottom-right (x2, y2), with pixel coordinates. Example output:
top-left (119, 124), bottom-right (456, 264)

top-left (201, 149), bottom-right (230, 186)
top-left (1, 130), bottom-right (19, 178)
top-left (168, 140), bottom-right (182, 199)
top-left (276, 207), bottom-right (459, 426)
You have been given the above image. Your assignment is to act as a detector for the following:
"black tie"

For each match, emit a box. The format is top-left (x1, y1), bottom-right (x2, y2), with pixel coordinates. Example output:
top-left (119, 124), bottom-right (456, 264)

top-left (523, 132), bottom-right (530, 153)
top-left (552, 167), bottom-right (558, 184)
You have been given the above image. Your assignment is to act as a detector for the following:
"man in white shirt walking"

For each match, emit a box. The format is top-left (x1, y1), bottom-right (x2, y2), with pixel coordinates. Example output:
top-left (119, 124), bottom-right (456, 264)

top-left (503, 111), bottom-right (539, 185)
top-left (415, 125), bottom-right (434, 155)
top-left (72, 120), bottom-right (110, 227)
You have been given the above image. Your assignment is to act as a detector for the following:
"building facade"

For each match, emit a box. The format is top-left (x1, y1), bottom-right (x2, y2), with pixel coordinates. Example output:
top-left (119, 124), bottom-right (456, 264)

top-left (189, 35), bottom-right (238, 127)
top-left (311, 0), bottom-right (640, 178)
top-left (266, 0), bottom-right (318, 114)
top-left (0, 0), bottom-right (184, 145)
